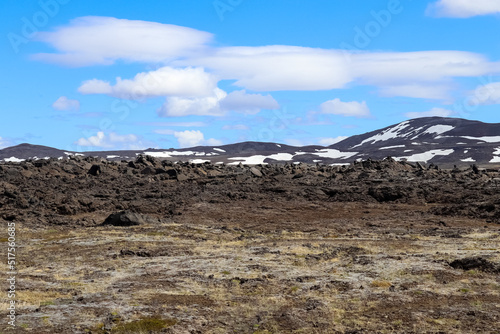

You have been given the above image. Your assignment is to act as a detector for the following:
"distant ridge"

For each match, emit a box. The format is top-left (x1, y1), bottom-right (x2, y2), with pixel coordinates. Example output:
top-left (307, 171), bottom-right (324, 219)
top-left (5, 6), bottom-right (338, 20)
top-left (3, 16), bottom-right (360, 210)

top-left (2, 117), bottom-right (500, 166)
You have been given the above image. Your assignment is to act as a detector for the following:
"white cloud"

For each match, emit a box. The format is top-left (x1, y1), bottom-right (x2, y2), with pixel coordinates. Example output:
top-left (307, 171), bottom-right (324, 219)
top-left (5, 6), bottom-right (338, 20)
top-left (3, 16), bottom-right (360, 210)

top-left (320, 98), bottom-right (371, 118)
top-left (52, 96), bottom-right (80, 111)
top-left (79, 66), bottom-right (217, 99)
top-left (284, 138), bottom-right (307, 147)
top-left (318, 136), bottom-right (348, 146)
top-left (378, 84), bottom-right (452, 100)
top-left (467, 82), bottom-right (500, 105)
top-left (32, 16), bottom-right (212, 66)
top-left (34, 17), bottom-right (500, 100)
top-left (173, 130), bottom-right (222, 148)
top-left (142, 121), bottom-right (206, 127)
top-left (182, 47), bottom-right (500, 100)
top-left (158, 88), bottom-right (280, 117)
top-left (181, 46), bottom-right (352, 91)
top-left (159, 88), bottom-right (227, 117)
top-left (0, 137), bottom-right (10, 149)
top-left (220, 90), bottom-right (280, 114)
top-left (427, 0), bottom-right (500, 18)
top-left (222, 124), bottom-right (250, 130)
top-left (76, 131), bottom-right (149, 150)
top-left (405, 107), bottom-right (454, 119)
top-left (153, 129), bottom-right (175, 135)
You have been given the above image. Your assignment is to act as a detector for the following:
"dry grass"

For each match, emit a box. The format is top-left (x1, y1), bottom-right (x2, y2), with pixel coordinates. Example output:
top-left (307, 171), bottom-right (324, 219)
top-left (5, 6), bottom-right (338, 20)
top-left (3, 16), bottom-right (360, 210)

top-left (1, 202), bottom-right (499, 333)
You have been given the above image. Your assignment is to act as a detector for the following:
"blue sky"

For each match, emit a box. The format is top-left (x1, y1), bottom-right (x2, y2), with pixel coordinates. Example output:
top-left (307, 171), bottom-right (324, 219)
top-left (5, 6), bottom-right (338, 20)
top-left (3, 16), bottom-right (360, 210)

top-left (1, 0), bottom-right (500, 151)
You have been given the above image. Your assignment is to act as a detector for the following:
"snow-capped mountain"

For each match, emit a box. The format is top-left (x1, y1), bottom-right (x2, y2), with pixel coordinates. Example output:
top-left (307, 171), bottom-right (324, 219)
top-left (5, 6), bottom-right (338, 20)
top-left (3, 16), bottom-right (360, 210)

top-left (330, 117), bottom-right (500, 165)
top-left (2, 117), bottom-right (500, 166)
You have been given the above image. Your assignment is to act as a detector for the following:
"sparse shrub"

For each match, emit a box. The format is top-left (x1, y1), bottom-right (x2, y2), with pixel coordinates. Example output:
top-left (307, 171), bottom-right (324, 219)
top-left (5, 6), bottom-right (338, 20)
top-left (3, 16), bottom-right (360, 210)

top-left (370, 280), bottom-right (392, 288)
top-left (111, 317), bottom-right (176, 333)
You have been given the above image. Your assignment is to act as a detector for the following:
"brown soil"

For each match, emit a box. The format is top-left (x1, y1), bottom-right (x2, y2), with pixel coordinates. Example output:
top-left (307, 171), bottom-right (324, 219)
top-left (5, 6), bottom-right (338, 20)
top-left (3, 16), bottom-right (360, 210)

top-left (0, 156), bottom-right (499, 333)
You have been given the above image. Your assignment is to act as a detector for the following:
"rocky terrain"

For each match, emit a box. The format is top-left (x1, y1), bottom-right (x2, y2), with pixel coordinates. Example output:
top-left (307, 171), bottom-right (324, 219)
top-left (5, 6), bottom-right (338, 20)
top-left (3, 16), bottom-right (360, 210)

top-left (3, 117), bottom-right (500, 167)
top-left (0, 156), bottom-right (499, 333)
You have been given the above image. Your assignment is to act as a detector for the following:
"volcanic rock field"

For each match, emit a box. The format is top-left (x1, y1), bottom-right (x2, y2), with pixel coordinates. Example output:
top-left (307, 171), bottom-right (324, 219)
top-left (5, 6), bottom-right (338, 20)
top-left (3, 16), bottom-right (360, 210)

top-left (1, 155), bottom-right (499, 333)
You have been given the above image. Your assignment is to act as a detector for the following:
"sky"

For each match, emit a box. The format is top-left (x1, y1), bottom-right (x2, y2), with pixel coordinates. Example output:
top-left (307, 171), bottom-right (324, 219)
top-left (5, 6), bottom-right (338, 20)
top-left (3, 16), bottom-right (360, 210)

top-left (1, 0), bottom-right (500, 151)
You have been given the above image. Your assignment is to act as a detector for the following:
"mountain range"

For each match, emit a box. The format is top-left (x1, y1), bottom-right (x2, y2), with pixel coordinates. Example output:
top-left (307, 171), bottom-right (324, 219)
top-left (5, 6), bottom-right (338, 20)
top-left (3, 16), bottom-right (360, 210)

top-left (2, 117), bottom-right (500, 167)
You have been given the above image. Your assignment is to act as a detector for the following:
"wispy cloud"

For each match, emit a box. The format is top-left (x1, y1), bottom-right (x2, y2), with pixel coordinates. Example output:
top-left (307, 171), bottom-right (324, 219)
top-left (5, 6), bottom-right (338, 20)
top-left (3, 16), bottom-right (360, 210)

top-left (467, 82), bottom-right (500, 105)
top-left (427, 0), bottom-right (500, 18)
top-left (139, 121), bottom-right (207, 127)
top-left (158, 88), bottom-right (280, 117)
top-left (32, 16), bottom-right (213, 66)
top-left (76, 131), bottom-right (152, 150)
top-left (222, 124), bottom-right (249, 130)
top-left (0, 137), bottom-right (11, 149)
top-left (318, 136), bottom-right (348, 146)
top-left (320, 98), bottom-right (371, 118)
top-left (52, 96), bottom-right (80, 111)
top-left (405, 107), bottom-right (455, 119)
top-left (35, 17), bottom-right (500, 103)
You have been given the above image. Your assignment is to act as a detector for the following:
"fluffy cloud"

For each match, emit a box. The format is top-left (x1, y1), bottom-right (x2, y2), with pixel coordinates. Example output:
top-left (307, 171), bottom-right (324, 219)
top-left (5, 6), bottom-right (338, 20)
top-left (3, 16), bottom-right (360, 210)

top-left (405, 107), bottom-right (454, 119)
top-left (173, 130), bottom-right (222, 148)
top-left (427, 0), bottom-right (500, 18)
top-left (183, 47), bottom-right (500, 100)
top-left (76, 131), bottom-right (148, 150)
top-left (158, 88), bottom-right (280, 117)
top-left (35, 17), bottom-right (500, 100)
top-left (52, 96), bottom-right (80, 111)
top-left (318, 136), bottom-right (348, 146)
top-left (320, 98), bottom-right (371, 118)
top-left (220, 90), bottom-right (280, 114)
top-left (79, 67), bottom-right (217, 99)
top-left (182, 46), bottom-right (352, 91)
top-left (159, 88), bottom-right (227, 117)
top-left (32, 16), bottom-right (212, 66)
top-left (467, 82), bottom-right (500, 105)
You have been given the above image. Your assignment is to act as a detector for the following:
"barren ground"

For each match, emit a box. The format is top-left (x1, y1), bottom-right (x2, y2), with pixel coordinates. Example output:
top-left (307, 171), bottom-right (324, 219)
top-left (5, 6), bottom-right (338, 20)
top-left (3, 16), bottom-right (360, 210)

top-left (0, 157), bottom-right (499, 333)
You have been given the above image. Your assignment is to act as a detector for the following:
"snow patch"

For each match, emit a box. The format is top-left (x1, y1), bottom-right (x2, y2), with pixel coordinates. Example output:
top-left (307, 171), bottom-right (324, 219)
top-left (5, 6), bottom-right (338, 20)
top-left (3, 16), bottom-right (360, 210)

top-left (4, 157), bottom-right (24, 162)
top-left (379, 145), bottom-right (405, 150)
top-left (313, 149), bottom-right (358, 160)
top-left (144, 151), bottom-right (202, 158)
top-left (461, 136), bottom-right (500, 143)
top-left (276, 144), bottom-right (281, 148)
top-left (107, 155), bottom-right (119, 159)
top-left (351, 121), bottom-right (411, 148)
top-left (190, 159), bottom-right (210, 164)
top-left (228, 152), bottom-right (294, 165)
top-left (490, 156), bottom-right (500, 163)
top-left (213, 148), bottom-right (226, 153)
top-left (395, 149), bottom-right (454, 163)
top-left (267, 153), bottom-right (294, 161)
top-left (461, 158), bottom-right (476, 162)
top-left (423, 125), bottom-right (454, 136)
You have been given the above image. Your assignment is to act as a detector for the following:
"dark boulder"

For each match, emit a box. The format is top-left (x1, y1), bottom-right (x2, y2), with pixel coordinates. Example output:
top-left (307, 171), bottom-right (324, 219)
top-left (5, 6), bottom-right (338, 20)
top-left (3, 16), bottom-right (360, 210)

top-left (88, 165), bottom-right (102, 176)
top-left (102, 211), bottom-right (148, 226)
top-left (449, 257), bottom-right (499, 273)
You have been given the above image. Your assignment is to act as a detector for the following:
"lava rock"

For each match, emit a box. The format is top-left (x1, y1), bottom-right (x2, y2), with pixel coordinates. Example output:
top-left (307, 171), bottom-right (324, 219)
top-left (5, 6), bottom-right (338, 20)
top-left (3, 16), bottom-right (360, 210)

top-left (449, 257), bottom-right (499, 273)
top-left (102, 211), bottom-right (147, 226)
top-left (250, 167), bottom-right (263, 177)
top-left (88, 165), bottom-right (102, 176)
